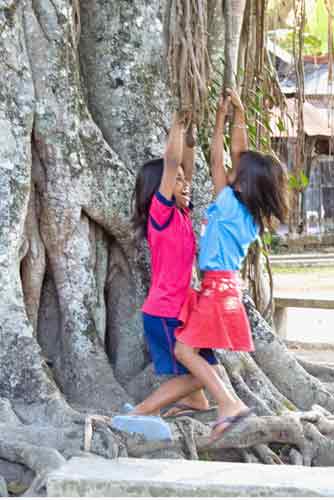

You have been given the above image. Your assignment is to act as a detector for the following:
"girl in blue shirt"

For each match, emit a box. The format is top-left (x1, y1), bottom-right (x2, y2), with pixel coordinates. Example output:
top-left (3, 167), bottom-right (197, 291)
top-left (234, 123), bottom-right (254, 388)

top-left (174, 89), bottom-right (288, 438)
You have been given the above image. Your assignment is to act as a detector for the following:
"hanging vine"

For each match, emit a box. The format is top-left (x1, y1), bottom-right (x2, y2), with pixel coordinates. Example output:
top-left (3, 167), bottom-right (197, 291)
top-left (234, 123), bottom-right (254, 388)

top-left (289, 0), bottom-right (306, 235)
top-left (72, 0), bottom-right (81, 48)
top-left (325, 0), bottom-right (334, 159)
top-left (164, 0), bottom-right (211, 125)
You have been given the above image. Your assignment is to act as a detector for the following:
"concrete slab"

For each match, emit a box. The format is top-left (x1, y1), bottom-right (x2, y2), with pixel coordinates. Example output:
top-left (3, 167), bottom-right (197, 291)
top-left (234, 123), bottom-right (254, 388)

top-left (47, 456), bottom-right (334, 497)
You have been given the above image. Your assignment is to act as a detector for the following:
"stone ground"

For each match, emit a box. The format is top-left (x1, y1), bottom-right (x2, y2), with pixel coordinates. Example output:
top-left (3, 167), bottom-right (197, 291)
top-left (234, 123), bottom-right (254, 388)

top-left (46, 456), bottom-right (334, 497)
top-left (273, 266), bottom-right (334, 363)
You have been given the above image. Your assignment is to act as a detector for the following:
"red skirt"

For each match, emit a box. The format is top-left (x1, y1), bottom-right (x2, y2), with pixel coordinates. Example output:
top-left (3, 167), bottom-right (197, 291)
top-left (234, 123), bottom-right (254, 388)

top-left (175, 271), bottom-right (254, 351)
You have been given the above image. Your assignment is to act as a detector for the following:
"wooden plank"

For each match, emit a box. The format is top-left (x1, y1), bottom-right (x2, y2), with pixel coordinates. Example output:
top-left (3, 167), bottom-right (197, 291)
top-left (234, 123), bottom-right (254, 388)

top-left (274, 297), bottom-right (334, 309)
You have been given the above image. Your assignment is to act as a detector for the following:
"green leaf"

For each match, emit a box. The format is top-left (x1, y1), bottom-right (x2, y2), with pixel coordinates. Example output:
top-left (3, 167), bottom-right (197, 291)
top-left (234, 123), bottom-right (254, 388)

top-left (262, 231), bottom-right (272, 246)
top-left (277, 117), bottom-right (286, 133)
top-left (288, 174), bottom-right (300, 190)
top-left (300, 170), bottom-right (309, 188)
top-left (306, 0), bottom-right (333, 54)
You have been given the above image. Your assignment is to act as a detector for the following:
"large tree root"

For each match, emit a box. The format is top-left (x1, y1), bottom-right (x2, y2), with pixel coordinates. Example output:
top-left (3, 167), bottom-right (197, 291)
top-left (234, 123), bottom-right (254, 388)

top-left (169, 409), bottom-right (334, 467)
top-left (79, 408), bottom-right (334, 467)
top-left (1, 370), bottom-right (333, 497)
top-left (0, 440), bottom-right (65, 497)
top-left (20, 0), bottom-right (144, 410)
top-left (296, 357), bottom-right (334, 383)
top-left (4, 407), bottom-right (331, 495)
top-left (0, 404), bottom-right (127, 496)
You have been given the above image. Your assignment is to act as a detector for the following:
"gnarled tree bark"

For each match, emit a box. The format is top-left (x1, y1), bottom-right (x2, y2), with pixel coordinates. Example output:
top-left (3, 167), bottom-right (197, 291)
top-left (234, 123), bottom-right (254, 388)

top-left (0, 0), bottom-right (333, 496)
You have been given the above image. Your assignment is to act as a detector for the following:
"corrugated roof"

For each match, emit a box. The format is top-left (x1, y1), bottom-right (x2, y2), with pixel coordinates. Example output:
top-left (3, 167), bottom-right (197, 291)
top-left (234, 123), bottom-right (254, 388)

top-left (281, 63), bottom-right (334, 95)
top-left (270, 99), bottom-right (334, 137)
top-left (267, 39), bottom-right (293, 64)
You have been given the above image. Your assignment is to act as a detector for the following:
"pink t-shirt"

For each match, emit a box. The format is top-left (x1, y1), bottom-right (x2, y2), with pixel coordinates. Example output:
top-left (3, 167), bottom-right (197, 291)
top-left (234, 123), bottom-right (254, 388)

top-left (142, 191), bottom-right (196, 318)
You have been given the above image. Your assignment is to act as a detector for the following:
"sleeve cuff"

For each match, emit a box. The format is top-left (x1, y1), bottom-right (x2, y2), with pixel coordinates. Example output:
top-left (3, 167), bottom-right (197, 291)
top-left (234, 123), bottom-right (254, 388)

top-left (155, 191), bottom-right (175, 207)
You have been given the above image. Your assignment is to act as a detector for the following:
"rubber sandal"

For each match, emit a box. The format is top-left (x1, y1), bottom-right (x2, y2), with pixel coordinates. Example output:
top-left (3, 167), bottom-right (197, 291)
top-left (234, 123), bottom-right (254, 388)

top-left (111, 414), bottom-right (173, 441)
top-left (209, 407), bottom-right (255, 443)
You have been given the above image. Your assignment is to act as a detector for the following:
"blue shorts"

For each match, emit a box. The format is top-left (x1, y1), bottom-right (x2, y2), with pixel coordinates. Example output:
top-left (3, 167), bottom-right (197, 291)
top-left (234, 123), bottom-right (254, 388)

top-left (143, 312), bottom-right (218, 375)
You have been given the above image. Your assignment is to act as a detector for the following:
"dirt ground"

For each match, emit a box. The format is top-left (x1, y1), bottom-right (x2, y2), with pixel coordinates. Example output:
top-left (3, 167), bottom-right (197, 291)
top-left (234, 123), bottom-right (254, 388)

top-left (273, 267), bottom-right (334, 359)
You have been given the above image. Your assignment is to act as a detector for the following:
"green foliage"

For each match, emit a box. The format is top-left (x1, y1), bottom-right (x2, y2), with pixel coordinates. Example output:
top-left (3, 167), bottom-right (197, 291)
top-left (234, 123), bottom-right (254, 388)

top-left (244, 85), bottom-right (275, 153)
top-left (288, 170), bottom-right (309, 192)
top-left (262, 229), bottom-right (273, 248)
top-left (262, 231), bottom-right (282, 254)
top-left (269, 0), bottom-right (334, 56)
top-left (276, 117), bottom-right (286, 133)
top-left (305, 0), bottom-right (334, 54)
top-left (279, 30), bottom-right (323, 55)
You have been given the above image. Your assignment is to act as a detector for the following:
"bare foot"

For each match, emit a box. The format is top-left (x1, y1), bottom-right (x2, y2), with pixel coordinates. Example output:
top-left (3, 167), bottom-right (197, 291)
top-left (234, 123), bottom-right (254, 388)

top-left (162, 391), bottom-right (211, 417)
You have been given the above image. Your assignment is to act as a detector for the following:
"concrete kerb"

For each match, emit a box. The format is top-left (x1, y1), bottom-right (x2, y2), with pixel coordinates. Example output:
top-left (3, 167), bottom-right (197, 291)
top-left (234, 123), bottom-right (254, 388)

top-left (270, 253), bottom-right (334, 260)
top-left (47, 456), bottom-right (334, 497)
top-left (270, 253), bottom-right (334, 268)
top-left (0, 476), bottom-right (8, 497)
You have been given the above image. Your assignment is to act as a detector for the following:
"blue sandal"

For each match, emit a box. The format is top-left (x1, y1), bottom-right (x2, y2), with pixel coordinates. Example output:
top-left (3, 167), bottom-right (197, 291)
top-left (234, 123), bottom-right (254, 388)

top-left (113, 404), bottom-right (173, 441)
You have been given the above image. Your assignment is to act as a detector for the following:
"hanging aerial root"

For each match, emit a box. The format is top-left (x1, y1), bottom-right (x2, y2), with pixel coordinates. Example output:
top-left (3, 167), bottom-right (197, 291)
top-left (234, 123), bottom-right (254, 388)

top-left (164, 0), bottom-right (211, 125)
top-left (71, 0), bottom-right (81, 48)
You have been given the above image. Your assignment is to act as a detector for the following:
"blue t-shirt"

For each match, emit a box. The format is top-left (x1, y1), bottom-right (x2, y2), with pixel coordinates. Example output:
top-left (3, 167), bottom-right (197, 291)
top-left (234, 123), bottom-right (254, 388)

top-left (199, 186), bottom-right (259, 271)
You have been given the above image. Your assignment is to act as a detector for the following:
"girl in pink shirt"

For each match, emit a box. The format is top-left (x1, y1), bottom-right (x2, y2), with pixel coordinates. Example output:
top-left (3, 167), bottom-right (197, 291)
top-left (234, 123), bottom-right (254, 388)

top-left (131, 113), bottom-right (218, 415)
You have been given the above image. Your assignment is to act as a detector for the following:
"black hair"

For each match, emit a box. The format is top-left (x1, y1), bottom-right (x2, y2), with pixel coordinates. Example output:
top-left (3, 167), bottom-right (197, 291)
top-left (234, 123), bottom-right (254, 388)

top-left (131, 158), bottom-right (164, 243)
top-left (233, 151), bottom-right (289, 235)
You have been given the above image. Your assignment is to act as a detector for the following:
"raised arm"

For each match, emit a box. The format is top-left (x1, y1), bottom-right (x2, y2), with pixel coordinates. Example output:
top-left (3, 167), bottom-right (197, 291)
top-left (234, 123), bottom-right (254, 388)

top-left (210, 93), bottom-right (230, 196)
top-left (159, 112), bottom-right (185, 200)
top-left (228, 88), bottom-right (248, 184)
top-left (181, 124), bottom-right (196, 185)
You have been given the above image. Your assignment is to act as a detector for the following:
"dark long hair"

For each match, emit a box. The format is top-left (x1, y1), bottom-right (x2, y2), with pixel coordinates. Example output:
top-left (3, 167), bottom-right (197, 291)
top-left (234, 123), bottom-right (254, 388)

top-left (233, 151), bottom-right (289, 235)
top-left (131, 158), bottom-right (164, 243)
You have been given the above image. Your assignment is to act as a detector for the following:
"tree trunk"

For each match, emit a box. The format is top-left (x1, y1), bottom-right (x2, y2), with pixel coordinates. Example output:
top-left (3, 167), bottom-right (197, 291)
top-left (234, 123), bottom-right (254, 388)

top-left (0, 1), bottom-right (333, 496)
top-left (223, 0), bottom-right (247, 87)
